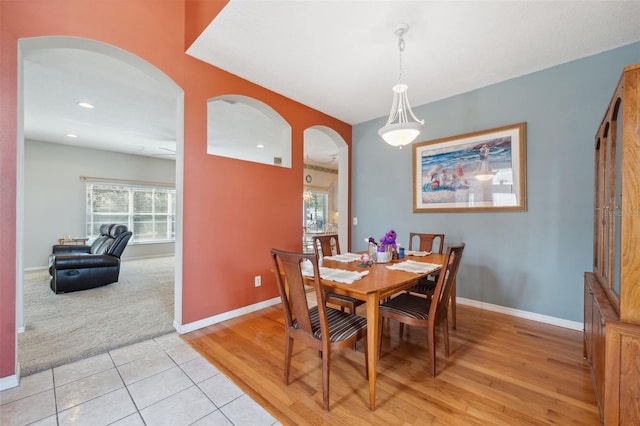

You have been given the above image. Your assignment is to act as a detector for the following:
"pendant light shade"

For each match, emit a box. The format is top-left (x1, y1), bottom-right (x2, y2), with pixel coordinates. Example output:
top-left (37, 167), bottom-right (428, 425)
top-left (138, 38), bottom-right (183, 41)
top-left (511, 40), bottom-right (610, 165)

top-left (379, 24), bottom-right (424, 148)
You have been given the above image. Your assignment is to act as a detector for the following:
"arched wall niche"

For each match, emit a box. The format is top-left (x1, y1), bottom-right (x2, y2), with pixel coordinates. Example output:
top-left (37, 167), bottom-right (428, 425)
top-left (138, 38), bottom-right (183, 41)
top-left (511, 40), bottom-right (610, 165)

top-left (207, 94), bottom-right (292, 168)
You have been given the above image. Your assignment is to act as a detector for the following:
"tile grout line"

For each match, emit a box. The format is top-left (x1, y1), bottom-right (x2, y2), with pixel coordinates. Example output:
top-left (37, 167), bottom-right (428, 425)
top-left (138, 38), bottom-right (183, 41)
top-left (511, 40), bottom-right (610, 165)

top-left (51, 368), bottom-right (60, 426)
top-left (1, 334), bottom-right (277, 426)
top-left (108, 350), bottom-right (144, 425)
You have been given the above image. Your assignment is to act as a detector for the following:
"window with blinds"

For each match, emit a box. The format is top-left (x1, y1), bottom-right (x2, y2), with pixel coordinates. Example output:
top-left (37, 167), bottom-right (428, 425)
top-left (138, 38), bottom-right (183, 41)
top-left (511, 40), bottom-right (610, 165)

top-left (86, 182), bottom-right (176, 243)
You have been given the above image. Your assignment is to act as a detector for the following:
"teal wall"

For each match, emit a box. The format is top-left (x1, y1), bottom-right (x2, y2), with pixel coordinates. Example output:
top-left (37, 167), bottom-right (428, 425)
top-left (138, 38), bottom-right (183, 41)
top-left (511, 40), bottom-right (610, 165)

top-left (351, 41), bottom-right (640, 322)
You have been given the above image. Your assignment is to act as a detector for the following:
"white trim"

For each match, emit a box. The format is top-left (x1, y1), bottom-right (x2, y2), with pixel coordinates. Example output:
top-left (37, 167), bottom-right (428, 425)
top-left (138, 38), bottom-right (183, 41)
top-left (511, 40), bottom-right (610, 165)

top-left (16, 38), bottom-right (25, 357)
top-left (176, 297), bottom-right (281, 334)
top-left (176, 295), bottom-right (582, 336)
top-left (24, 266), bottom-right (49, 272)
top-left (0, 372), bottom-right (20, 391)
top-left (173, 93), bottom-right (184, 331)
top-left (457, 297), bottom-right (583, 331)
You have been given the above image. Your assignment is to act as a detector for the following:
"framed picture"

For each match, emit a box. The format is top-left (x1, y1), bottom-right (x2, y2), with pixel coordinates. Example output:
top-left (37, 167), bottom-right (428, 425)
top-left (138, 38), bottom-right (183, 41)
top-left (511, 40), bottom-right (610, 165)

top-left (413, 122), bottom-right (527, 212)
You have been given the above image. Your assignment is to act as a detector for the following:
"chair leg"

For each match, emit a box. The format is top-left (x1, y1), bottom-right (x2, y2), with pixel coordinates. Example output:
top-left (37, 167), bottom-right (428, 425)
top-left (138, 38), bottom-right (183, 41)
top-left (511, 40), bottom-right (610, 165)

top-left (377, 317), bottom-right (384, 359)
top-left (428, 327), bottom-right (436, 377)
top-left (350, 302), bottom-right (358, 350)
top-left (322, 348), bottom-right (330, 411)
top-left (442, 317), bottom-right (450, 357)
top-left (451, 283), bottom-right (457, 329)
top-left (284, 336), bottom-right (293, 384)
top-left (399, 323), bottom-right (405, 339)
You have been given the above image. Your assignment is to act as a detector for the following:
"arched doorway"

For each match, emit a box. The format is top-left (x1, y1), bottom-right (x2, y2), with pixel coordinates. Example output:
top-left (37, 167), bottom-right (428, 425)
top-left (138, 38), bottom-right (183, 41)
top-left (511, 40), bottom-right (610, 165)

top-left (16, 36), bottom-right (184, 375)
top-left (303, 126), bottom-right (349, 251)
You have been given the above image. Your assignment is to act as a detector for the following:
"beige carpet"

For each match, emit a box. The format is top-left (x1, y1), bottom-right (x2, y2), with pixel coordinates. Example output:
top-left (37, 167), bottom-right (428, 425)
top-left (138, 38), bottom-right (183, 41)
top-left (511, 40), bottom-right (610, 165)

top-left (19, 256), bottom-right (175, 376)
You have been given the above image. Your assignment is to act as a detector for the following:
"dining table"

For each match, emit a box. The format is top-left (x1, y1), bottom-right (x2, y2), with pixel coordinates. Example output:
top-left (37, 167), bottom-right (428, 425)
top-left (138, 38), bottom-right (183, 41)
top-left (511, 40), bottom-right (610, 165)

top-left (315, 251), bottom-right (446, 411)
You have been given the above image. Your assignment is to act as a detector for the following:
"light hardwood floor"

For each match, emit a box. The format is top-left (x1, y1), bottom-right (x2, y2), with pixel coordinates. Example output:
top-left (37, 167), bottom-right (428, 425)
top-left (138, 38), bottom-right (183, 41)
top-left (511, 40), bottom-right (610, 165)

top-left (183, 301), bottom-right (599, 425)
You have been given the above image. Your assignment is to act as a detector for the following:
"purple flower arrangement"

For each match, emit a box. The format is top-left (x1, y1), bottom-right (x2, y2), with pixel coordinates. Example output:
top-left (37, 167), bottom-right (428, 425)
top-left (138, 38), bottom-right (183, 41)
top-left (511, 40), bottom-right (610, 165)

top-left (376, 229), bottom-right (397, 252)
top-left (364, 230), bottom-right (398, 263)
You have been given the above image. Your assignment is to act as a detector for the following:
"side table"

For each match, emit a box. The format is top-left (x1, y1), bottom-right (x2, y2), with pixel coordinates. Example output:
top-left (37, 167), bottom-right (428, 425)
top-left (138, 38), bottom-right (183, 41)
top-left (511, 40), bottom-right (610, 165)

top-left (57, 237), bottom-right (89, 245)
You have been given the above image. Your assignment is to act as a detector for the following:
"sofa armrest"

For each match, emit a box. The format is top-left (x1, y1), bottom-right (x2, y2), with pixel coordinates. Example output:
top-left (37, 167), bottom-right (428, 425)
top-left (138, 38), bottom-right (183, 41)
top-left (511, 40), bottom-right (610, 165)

top-left (52, 245), bottom-right (91, 255)
top-left (51, 254), bottom-right (120, 270)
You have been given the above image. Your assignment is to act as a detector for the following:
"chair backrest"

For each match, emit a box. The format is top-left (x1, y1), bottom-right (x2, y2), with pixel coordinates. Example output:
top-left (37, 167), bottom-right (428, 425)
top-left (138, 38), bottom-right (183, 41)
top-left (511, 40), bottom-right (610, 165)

top-left (105, 228), bottom-right (133, 258)
top-left (409, 233), bottom-right (445, 254)
top-left (270, 248), bottom-right (329, 340)
top-left (91, 224), bottom-right (131, 256)
top-left (429, 243), bottom-right (465, 324)
top-left (90, 224), bottom-right (114, 253)
top-left (312, 234), bottom-right (341, 258)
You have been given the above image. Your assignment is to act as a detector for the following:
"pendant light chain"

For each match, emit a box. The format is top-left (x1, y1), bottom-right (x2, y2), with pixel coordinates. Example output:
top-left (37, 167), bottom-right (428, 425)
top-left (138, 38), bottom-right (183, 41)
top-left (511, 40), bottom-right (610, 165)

top-left (397, 29), bottom-right (405, 85)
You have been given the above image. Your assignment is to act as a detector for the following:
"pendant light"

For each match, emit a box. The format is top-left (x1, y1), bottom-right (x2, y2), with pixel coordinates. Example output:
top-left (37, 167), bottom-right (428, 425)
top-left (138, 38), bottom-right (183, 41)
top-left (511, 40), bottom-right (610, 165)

top-left (378, 23), bottom-right (424, 148)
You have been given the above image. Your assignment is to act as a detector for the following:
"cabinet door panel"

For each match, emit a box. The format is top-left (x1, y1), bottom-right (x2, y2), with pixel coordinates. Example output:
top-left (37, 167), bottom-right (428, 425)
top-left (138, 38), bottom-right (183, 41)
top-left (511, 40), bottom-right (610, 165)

top-left (612, 98), bottom-right (622, 298)
top-left (584, 279), bottom-right (593, 359)
top-left (602, 137), bottom-right (610, 284)
top-left (592, 298), bottom-right (606, 411)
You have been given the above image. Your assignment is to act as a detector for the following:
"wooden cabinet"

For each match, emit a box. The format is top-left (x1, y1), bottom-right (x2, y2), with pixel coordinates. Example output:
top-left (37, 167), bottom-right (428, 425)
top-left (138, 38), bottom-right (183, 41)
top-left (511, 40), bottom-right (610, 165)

top-left (584, 273), bottom-right (615, 418)
top-left (585, 63), bottom-right (640, 424)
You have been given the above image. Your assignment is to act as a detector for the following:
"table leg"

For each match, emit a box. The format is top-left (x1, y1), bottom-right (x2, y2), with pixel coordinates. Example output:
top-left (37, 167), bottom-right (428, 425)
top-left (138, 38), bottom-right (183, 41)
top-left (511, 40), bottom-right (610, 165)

top-left (366, 292), bottom-right (380, 411)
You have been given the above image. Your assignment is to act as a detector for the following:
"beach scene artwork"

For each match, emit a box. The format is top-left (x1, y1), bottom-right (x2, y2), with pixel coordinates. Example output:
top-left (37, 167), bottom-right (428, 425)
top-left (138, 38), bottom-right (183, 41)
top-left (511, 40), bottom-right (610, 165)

top-left (413, 123), bottom-right (526, 212)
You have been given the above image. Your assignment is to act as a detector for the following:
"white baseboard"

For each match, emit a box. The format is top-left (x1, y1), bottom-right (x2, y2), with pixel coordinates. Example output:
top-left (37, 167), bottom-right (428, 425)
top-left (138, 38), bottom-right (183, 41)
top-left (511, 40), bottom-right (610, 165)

top-left (24, 265), bottom-right (48, 272)
top-left (457, 297), bottom-right (583, 331)
top-left (176, 295), bottom-right (582, 337)
top-left (0, 371), bottom-right (20, 391)
top-left (176, 296), bottom-right (582, 336)
top-left (176, 297), bottom-right (281, 334)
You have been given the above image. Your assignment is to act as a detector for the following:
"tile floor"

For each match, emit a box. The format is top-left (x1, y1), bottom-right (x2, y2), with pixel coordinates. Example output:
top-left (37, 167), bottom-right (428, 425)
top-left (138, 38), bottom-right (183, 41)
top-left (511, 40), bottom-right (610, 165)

top-left (0, 333), bottom-right (279, 426)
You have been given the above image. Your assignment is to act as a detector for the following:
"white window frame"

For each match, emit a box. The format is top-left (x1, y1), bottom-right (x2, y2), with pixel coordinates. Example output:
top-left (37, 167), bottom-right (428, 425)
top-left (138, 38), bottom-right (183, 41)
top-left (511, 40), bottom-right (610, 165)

top-left (85, 179), bottom-right (176, 244)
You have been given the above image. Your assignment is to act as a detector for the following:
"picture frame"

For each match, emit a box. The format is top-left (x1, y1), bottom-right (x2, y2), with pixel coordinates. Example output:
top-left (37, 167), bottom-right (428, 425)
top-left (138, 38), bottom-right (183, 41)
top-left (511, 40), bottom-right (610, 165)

top-left (413, 122), bottom-right (527, 212)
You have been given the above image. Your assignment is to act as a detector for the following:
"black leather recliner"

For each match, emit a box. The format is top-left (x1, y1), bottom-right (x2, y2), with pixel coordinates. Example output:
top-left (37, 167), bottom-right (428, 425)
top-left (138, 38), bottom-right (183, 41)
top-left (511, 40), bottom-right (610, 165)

top-left (49, 224), bottom-right (132, 294)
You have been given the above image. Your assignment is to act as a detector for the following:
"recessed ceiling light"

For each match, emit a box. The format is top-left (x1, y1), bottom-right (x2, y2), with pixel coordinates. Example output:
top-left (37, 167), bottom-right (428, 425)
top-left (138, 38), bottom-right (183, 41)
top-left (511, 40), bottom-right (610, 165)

top-left (257, 144), bottom-right (265, 148)
top-left (66, 133), bottom-right (78, 138)
top-left (77, 102), bottom-right (95, 109)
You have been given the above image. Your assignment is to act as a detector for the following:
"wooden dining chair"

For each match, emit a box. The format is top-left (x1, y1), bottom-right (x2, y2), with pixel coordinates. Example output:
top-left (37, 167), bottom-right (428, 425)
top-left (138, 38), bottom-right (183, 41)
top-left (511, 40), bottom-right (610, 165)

top-left (409, 232), bottom-right (445, 254)
top-left (378, 243), bottom-right (464, 376)
top-left (313, 234), bottom-right (340, 257)
top-left (406, 233), bottom-right (445, 297)
top-left (312, 234), bottom-right (365, 315)
top-left (270, 248), bottom-right (368, 411)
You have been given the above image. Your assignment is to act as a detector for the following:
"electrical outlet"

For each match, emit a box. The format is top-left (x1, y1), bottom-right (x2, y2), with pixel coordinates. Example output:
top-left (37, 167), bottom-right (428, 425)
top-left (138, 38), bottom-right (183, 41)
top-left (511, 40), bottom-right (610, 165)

top-left (353, 217), bottom-right (358, 225)
top-left (254, 275), bottom-right (261, 287)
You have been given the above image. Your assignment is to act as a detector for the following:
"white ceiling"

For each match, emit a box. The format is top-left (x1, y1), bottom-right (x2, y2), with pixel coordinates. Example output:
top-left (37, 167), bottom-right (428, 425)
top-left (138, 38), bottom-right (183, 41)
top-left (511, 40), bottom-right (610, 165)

top-left (188, 0), bottom-right (640, 125)
top-left (23, 47), bottom-right (179, 159)
top-left (22, 1), bottom-right (640, 164)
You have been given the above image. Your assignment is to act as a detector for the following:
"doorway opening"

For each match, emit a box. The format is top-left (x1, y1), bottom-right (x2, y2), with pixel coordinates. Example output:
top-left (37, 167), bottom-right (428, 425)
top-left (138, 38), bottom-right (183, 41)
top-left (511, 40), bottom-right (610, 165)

top-left (16, 36), bottom-right (184, 375)
top-left (303, 126), bottom-right (348, 252)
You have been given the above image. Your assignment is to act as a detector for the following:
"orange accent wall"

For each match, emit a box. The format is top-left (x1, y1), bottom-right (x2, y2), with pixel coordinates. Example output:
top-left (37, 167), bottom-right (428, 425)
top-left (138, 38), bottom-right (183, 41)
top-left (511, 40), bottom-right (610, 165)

top-left (0, 0), bottom-right (351, 380)
top-left (184, 0), bottom-right (228, 50)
